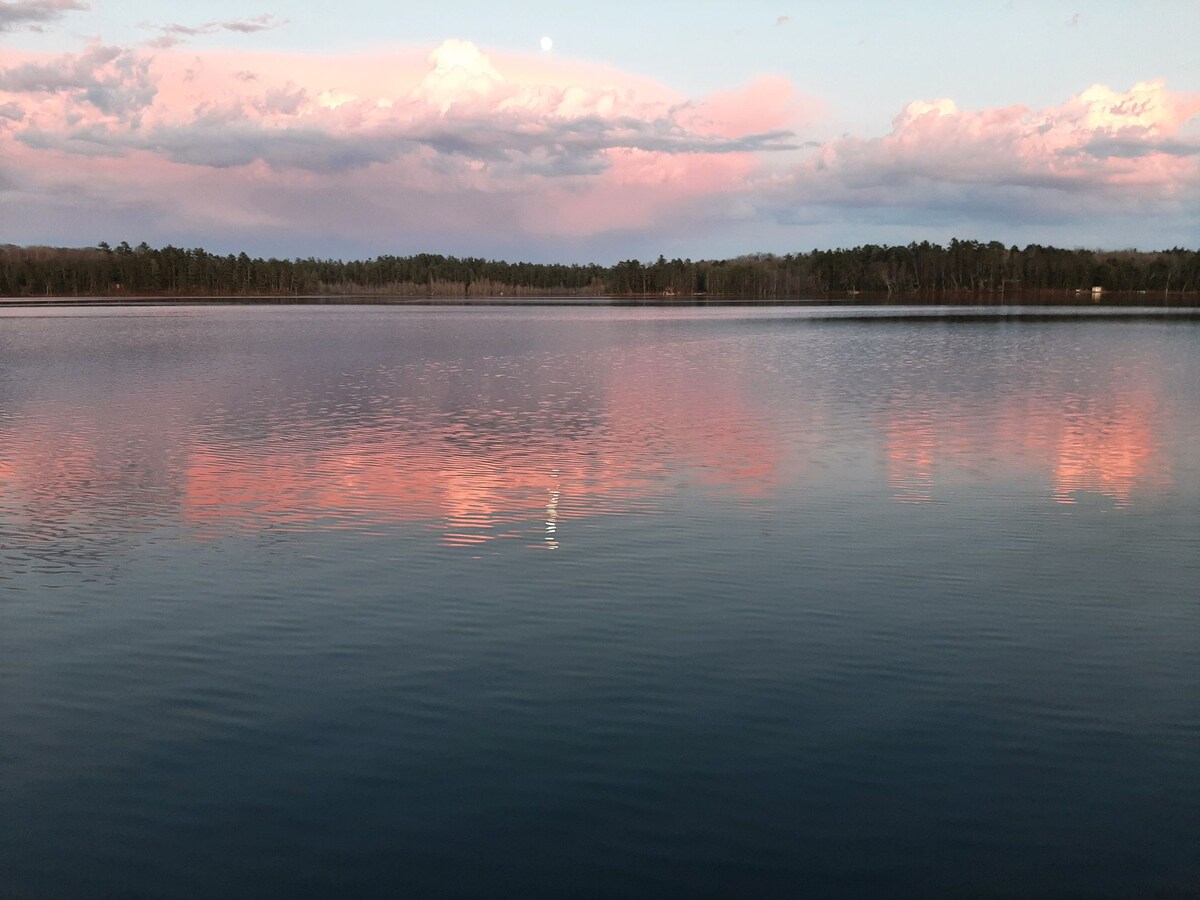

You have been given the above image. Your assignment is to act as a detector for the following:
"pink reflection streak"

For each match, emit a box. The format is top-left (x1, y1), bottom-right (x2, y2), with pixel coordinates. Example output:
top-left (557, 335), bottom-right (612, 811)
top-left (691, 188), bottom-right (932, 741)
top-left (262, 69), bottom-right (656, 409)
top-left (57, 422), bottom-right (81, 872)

top-left (180, 359), bottom-right (783, 545)
top-left (883, 387), bottom-right (1167, 506)
top-left (1052, 409), bottom-right (1162, 507)
top-left (1, 426), bottom-right (98, 512)
top-left (603, 345), bottom-right (784, 497)
top-left (0, 363), bottom-right (1173, 548)
top-left (885, 409), bottom-right (939, 503)
top-left (181, 440), bottom-right (661, 546)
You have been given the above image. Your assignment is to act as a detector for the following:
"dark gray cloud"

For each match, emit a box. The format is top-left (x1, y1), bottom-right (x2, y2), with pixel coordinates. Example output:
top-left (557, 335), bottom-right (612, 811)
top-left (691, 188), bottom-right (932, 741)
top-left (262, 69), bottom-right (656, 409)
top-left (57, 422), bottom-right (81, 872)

top-left (765, 153), bottom-right (1187, 235)
top-left (142, 124), bottom-right (400, 170)
top-left (16, 120), bottom-right (405, 170)
top-left (0, 44), bottom-right (156, 118)
top-left (402, 113), bottom-right (796, 175)
top-left (17, 123), bottom-right (127, 156)
top-left (0, 100), bottom-right (25, 121)
top-left (0, 0), bottom-right (87, 33)
top-left (11, 97), bottom-right (798, 176)
top-left (1083, 136), bottom-right (1200, 159)
top-left (145, 13), bottom-right (286, 47)
top-left (220, 14), bottom-right (282, 33)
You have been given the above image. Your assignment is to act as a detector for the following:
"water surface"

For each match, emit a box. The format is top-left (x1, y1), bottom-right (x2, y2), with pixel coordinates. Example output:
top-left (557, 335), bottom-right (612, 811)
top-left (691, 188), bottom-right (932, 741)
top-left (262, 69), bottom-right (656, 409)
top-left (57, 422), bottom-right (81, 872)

top-left (2, 306), bottom-right (1198, 897)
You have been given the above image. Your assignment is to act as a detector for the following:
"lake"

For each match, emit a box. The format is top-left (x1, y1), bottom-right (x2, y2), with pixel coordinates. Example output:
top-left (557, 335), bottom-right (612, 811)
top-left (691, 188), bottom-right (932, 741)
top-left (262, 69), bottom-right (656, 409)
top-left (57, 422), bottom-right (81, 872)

top-left (2, 305), bottom-right (1198, 897)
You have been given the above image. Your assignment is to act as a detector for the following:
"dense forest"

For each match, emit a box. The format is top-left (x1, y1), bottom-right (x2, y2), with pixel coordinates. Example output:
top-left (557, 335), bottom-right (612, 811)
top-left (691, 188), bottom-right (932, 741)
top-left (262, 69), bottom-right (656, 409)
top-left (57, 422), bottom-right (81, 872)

top-left (1, 240), bottom-right (1197, 299)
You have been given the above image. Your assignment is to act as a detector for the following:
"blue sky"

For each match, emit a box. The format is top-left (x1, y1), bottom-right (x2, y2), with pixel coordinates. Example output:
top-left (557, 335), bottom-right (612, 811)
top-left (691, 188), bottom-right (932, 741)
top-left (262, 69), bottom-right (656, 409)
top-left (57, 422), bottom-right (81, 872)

top-left (2, 0), bottom-right (1198, 260)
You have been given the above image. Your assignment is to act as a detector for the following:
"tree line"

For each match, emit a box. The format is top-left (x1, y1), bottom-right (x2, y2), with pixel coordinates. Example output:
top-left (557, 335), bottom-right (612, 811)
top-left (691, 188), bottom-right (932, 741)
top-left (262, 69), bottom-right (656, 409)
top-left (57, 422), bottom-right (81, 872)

top-left (1, 239), bottom-right (1196, 299)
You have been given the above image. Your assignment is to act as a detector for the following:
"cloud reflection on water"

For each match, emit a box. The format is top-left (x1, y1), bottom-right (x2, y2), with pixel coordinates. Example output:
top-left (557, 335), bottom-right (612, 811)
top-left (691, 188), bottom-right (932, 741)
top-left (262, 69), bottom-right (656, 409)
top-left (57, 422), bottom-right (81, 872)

top-left (883, 384), bottom-right (1166, 507)
top-left (179, 341), bottom-right (782, 548)
top-left (0, 313), bottom-right (1185, 569)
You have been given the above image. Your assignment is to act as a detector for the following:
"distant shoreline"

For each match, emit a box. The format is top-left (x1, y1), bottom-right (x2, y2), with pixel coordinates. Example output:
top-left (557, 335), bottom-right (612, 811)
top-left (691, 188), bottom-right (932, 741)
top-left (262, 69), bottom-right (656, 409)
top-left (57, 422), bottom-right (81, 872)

top-left (4, 294), bottom-right (1200, 318)
top-left (4, 242), bottom-right (1197, 301)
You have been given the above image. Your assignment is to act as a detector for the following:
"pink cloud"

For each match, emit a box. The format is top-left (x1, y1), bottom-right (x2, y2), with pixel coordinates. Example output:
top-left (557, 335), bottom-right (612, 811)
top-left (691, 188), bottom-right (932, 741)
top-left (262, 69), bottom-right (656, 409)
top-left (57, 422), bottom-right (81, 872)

top-left (0, 38), bottom-right (812, 247)
top-left (2, 40), bottom-right (800, 169)
top-left (1, 35), bottom-right (1195, 255)
top-left (681, 75), bottom-right (819, 140)
top-left (785, 80), bottom-right (1200, 214)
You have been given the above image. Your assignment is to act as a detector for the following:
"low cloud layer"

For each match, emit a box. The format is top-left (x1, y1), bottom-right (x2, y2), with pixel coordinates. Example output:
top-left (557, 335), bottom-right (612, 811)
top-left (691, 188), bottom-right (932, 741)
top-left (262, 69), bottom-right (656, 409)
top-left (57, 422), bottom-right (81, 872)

top-left (771, 82), bottom-right (1200, 226)
top-left (1, 35), bottom-right (1197, 258)
top-left (1, 40), bottom-right (803, 175)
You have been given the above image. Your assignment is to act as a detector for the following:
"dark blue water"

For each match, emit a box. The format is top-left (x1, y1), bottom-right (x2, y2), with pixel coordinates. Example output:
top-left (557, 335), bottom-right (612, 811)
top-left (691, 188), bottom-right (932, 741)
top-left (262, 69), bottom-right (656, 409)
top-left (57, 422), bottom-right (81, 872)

top-left (2, 306), bottom-right (1198, 897)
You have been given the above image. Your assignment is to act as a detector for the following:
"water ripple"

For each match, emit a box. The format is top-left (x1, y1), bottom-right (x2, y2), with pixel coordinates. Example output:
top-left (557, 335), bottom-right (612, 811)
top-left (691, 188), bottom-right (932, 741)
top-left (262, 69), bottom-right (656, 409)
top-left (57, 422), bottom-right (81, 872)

top-left (1, 306), bottom-right (1198, 896)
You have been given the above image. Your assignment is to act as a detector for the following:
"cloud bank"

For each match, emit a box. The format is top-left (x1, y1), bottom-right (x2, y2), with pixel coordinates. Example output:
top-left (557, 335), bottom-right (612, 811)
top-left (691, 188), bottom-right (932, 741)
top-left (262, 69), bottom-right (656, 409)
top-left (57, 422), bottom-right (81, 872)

top-left (1, 33), bottom-right (1196, 258)
top-left (775, 82), bottom-right (1200, 225)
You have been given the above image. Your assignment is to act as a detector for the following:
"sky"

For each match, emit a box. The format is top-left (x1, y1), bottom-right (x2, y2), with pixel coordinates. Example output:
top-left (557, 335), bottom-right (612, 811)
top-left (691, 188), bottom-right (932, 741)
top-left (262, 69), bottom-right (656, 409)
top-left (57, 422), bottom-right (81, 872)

top-left (1, 0), bottom-right (1197, 262)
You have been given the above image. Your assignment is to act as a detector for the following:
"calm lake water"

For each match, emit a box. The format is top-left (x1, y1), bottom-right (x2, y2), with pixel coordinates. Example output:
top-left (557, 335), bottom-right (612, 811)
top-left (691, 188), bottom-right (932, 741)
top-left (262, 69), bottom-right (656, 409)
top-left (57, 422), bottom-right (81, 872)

top-left (2, 305), bottom-right (1198, 897)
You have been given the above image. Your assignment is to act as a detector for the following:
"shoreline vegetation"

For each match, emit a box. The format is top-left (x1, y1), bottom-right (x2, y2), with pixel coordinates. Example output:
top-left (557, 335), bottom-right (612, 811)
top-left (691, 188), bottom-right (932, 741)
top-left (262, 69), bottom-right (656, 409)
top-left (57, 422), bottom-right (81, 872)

top-left (2, 240), bottom-right (1197, 302)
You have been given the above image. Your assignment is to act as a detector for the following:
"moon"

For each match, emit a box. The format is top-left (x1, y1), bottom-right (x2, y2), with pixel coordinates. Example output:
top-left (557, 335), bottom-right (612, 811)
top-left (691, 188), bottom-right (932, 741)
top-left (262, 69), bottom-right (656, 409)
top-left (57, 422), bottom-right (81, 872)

top-left (540, 35), bottom-right (553, 52)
